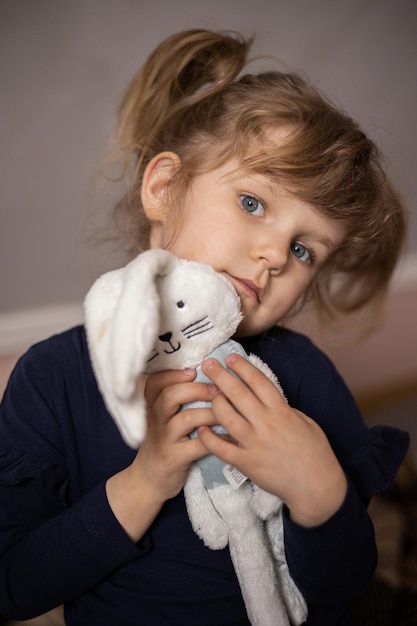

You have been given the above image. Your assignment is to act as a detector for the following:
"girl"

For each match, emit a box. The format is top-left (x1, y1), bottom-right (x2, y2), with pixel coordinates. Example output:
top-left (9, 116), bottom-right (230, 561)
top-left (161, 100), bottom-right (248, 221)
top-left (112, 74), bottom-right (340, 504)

top-left (0, 29), bottom-right (409, 626)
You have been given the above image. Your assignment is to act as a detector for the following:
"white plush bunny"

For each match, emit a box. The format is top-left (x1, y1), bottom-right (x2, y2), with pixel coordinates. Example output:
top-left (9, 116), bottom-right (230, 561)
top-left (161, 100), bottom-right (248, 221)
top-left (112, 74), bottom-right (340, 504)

top-left (84, 249), bottom-right (307, 626)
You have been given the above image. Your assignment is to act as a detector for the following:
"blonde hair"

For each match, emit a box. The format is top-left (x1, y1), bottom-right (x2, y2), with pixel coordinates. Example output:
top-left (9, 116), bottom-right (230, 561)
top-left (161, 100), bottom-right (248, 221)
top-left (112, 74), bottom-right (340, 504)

top-left (108, 29), bottom-right (407, 322)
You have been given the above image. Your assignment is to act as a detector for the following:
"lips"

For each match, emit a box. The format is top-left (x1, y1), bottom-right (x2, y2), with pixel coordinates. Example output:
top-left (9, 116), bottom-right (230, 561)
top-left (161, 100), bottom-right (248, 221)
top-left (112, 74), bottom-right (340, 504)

top-left (227, 275), bottom-right (262, 303)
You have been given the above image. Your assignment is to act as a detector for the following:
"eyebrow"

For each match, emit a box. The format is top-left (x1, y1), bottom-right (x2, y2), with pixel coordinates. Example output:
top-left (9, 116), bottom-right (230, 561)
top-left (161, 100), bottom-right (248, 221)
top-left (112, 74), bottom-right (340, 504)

top-left (314, 235), bottom-right (337, 252)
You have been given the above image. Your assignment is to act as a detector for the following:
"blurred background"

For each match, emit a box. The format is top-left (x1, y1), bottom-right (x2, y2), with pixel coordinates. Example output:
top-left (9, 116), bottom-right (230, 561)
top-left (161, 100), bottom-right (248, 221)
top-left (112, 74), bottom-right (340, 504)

top-left (1, 0), bottom-right (416, 415)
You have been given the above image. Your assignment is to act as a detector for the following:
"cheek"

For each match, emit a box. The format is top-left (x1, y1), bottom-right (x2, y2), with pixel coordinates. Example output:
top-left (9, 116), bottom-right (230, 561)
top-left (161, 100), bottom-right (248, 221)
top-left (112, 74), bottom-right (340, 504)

top-left (167, 223), bottom-right (226, 265)
top-left (267, 276), bottom-right (309, 316)
top-left (167, 237), bottom-right (211, 262)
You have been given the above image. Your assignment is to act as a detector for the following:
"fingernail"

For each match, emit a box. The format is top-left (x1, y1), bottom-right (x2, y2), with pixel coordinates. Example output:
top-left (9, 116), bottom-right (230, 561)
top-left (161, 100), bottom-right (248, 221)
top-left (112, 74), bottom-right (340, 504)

top-left (202, 359), bottom-right (215, 371)
top-left (226, 353), bottom-right (238, 364)
top-left (183, 368), bottom-right (195, 377)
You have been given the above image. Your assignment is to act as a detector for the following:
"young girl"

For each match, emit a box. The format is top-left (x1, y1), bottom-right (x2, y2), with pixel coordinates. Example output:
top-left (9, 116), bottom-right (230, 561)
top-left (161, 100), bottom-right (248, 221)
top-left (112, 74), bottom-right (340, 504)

top-left (0, 29), bottom-right (410, 626)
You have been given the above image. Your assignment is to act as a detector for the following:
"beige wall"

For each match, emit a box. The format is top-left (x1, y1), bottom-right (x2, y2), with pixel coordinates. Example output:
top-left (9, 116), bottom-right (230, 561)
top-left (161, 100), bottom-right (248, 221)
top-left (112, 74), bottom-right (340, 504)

top-left (1, 0), bottom-right (416, 399)
top-left (1, 0), bottom-right (416, 312)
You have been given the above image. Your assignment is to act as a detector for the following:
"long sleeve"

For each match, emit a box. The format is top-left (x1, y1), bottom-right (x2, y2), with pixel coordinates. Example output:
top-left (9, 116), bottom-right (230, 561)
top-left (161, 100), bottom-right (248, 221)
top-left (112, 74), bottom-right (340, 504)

top-left (0, 329), bottom-right (144, 619)
top-left (283, 479), bottom-right (376, 607)
top-left (0, 473), bottom-right (143, 619)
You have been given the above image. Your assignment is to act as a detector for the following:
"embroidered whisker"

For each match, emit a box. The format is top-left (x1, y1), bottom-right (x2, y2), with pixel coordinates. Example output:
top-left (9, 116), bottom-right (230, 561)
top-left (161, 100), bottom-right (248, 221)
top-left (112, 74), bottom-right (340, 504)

top-left (182, 316), bottom-right (210, 334)
top-left (184, 324), bottom-right (214, 339)
top-left (182, 318), bottom-right (213, 338)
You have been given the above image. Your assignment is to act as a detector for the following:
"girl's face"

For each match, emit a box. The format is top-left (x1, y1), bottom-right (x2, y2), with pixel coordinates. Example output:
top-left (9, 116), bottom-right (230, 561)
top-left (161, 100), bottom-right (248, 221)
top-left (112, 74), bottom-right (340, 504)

top-left (146, 157), bottom-right (346, 337)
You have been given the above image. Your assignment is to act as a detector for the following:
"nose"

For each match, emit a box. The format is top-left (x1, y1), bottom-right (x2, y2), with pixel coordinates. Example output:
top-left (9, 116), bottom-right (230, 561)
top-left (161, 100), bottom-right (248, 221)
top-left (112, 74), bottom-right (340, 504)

top-left (257, 238), bottom-right (289, 275)
top-left (159, 331), bottom-right (172, 343)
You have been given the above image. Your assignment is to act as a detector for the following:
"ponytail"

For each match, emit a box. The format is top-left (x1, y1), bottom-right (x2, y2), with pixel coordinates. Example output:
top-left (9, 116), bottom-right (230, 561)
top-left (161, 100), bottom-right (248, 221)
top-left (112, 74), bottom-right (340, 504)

top-left (116, 29), bottom-right (252, 177)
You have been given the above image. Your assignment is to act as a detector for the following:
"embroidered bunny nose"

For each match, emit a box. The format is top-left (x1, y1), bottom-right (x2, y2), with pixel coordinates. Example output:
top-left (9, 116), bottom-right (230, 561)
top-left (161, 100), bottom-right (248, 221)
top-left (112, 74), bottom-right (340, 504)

top-left (159, 331), bottom-right (173, 343)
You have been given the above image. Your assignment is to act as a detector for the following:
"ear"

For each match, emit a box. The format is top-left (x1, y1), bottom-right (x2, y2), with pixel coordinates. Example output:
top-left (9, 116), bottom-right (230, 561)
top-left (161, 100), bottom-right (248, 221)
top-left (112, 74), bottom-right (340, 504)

top-left (141, 151), bottom-right (181, 223)
top-left (110, 248), bottom-right (178, 400)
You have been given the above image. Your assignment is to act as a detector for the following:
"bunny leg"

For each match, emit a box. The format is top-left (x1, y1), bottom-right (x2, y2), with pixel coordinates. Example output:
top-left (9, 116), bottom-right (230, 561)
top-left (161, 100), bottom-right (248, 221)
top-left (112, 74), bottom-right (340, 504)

top-left (265, 515), bottom-right (308, 625)
top-left (209, 484), bottom-right (291, 626)
top-left (249, 483), bottom-right (283, 520)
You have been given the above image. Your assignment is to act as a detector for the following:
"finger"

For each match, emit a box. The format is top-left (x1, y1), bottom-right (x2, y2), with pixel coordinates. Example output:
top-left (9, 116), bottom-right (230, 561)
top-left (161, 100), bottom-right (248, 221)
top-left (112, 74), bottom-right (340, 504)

top-left (168, 407), bottom-right (219, 440)
top-left (144, 368), bottom-right (196, 406)
top-left (180, 433), bottom-right (217, 464)
top-left (197, 425), bottom-right (245, 468)
top-left (225, 353), bottom-right (288, 408)
top-left (150, 381), bottom-right (218, 427)
top-left (208, 392), bottom-right (253, 443)
top-left (201, 357), bottom-right (263, 419)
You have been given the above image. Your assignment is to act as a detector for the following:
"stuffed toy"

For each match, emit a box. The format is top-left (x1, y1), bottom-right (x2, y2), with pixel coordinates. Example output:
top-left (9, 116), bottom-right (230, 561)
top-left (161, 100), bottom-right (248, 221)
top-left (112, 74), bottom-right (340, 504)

top-left (84, 248), bottom-right (307, 626)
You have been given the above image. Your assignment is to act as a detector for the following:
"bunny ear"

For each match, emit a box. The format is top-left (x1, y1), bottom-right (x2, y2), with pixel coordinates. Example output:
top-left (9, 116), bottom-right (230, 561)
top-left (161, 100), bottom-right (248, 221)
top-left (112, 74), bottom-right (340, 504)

top-left (110, 248), bottom-right (178, 400)
top-left (84, 264), bottom-right (125, 387)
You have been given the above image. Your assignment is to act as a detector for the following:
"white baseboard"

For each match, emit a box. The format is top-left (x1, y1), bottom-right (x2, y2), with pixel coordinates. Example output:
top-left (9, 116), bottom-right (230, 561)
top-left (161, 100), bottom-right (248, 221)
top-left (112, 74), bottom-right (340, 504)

top-left (0, 251), bottom-right (416, 358)
top-left (0, 302), bottom-right (84, 355)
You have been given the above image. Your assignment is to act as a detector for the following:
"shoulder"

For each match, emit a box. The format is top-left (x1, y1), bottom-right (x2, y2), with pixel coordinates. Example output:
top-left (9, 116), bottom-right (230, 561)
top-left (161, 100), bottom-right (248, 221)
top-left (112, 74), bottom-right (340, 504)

top-left (0, 326), bottom-right (125, 492)
top-left (23, 324), bottom-right (89, 365)
top-left (1, 326), bottom-right (97, 450)
top-left (242, 324), bottom-right (326, 361)
top-left (9, 325), bottom-right (92, 389)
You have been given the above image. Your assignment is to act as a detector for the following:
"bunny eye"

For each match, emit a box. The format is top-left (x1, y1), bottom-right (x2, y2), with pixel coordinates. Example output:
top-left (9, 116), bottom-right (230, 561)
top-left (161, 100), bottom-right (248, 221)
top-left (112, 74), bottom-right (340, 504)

top-left (176, 301), bottom-right (185, 308)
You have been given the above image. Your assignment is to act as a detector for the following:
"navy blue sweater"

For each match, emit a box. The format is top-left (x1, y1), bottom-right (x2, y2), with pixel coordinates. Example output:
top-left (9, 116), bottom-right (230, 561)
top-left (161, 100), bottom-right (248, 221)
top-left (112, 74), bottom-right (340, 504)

top-left (0, 325), bottom-right (409, 625)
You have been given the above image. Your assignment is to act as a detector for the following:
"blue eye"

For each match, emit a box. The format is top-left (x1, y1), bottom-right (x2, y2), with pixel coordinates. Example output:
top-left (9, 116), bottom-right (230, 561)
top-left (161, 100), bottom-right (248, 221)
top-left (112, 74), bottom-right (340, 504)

top-left (291, 242), bottom-right (312, 264)
top-left (240, 195), bottom-right (265, 216)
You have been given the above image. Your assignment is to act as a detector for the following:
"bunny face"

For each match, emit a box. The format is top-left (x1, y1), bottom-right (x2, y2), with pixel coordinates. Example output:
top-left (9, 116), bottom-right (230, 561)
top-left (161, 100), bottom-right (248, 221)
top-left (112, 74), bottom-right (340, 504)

top-left (84, 249), bottom-right (243, 446)
top-left (145, 261), bottom-right (243, 373)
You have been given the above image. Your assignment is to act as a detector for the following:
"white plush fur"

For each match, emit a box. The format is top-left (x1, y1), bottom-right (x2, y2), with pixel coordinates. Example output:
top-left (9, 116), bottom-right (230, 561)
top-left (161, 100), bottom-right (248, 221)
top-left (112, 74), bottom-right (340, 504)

top-left (84, 249), bottom-right (307, 625)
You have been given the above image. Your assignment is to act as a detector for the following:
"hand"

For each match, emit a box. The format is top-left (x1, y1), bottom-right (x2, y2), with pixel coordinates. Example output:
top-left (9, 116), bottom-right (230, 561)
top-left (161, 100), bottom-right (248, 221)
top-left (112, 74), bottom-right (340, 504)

top-left (197, 354), bottom-right (347, 527)
top-left (106, 368), bottom-right (217, 541)
top-left (136, 368), bottom-right (219, 500)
